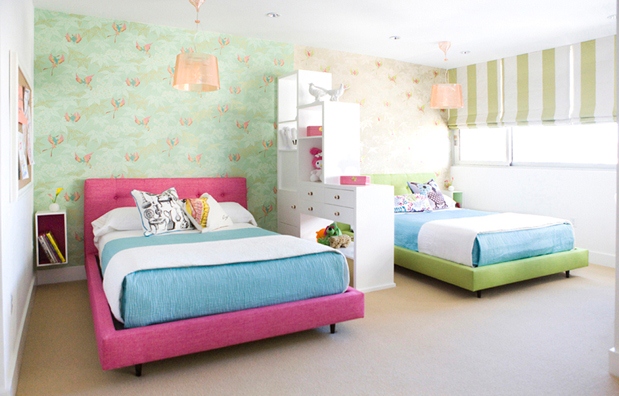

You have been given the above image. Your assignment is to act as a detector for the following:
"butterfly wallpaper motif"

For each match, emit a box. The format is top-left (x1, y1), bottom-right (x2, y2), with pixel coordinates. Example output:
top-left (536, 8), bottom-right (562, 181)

top-left (34, 10), bottom-right (293, 268)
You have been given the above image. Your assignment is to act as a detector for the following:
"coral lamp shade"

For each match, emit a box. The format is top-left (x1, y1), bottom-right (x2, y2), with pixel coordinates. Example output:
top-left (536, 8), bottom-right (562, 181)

top-left (430, 83), bottom-right (463, 109)
top-left (173, 52), bottom-right (220, 92)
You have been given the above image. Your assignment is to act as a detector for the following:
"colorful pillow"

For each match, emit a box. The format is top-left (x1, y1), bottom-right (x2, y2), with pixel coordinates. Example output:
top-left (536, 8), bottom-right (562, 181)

top-left (407, 179), bottom-right (449, 210)
top-left (394, 194), bottom-right (434, 213)
top-left (183, 197), bottom-right (210, 230)
top-left (189, 193), bottom-right (234, 231)
top-left (131, 187), bottom-right (193, 236)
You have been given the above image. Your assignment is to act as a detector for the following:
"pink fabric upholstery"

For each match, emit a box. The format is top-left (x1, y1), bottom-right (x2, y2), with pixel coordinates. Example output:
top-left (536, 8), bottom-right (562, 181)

top-left (83, 177), bottom-right (365, 371)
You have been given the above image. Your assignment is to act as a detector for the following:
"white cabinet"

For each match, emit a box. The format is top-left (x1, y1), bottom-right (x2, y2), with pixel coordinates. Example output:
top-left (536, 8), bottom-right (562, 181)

top-left (276, 70), bottom-right (394, 293)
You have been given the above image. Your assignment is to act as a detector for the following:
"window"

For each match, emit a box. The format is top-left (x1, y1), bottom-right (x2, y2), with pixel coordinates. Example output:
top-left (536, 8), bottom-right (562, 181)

top-left (456, 128), bottom-right (510, 165)
top-left (455, 123), bottom-right (618, 167)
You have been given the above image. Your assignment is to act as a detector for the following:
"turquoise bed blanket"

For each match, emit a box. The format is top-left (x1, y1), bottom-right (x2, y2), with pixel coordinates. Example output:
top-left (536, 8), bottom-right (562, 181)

top-left (394, 209), bottom-right (574, 267)
top-left (100, 228), bottom-right (349, 328)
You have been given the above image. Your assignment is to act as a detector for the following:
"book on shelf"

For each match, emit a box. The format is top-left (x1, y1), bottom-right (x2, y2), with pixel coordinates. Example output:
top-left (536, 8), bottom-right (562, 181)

top-left (38, 234), bottom-right (59, 264)
top-left (45, 231), bottom-right (66, 262)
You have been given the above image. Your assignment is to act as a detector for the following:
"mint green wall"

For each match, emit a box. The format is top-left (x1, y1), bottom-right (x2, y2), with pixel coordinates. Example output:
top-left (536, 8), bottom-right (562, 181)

top-left (34, 10), bottom-right (293, 267)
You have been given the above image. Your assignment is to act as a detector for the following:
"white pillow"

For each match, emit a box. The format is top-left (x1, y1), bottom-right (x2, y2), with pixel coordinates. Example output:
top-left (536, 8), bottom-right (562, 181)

top-left (219, 202), bottom-right (257, 226)
top-left (91, 206), bottom-right (142, 243)
top-left (198, 193), bottom-right (234, 231)
top-left (442, 195), bottom-right (457, 209)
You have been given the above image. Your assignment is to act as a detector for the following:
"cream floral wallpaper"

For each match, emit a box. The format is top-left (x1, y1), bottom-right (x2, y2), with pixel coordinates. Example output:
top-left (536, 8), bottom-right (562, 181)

top-left (294, 46), bottom-right (451, 176)
top-left (34, 10), bottom-right (293, 268)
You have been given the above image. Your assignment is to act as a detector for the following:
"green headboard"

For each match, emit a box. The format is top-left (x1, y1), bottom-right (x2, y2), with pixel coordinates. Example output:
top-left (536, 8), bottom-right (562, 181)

top-left (365, 173), bottom-right (435, 195)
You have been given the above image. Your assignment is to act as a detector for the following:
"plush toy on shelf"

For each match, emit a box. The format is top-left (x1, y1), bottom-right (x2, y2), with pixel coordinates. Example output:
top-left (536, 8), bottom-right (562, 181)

top-left (316, 223), bottom-right (352, 248)
top-left (309, 147), bottom-right (323, 182)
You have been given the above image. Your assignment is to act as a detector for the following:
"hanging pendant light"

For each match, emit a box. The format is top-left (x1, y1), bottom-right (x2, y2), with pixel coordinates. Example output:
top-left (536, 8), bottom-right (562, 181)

top-left (430, 41), bottom-right (463, 109)
top-left (173, 0), bottom-right (220, 92)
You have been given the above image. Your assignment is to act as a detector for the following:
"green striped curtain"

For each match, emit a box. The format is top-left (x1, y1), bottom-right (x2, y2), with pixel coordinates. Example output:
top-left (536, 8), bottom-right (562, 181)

top-left (572, 35), bottom-right (616, 123)
top-left (501, 45), bottom-right (571, 125)
top-left (447, 61), bottom-right (502, 128)
top-left (448, 35), bottom-right (616, 128)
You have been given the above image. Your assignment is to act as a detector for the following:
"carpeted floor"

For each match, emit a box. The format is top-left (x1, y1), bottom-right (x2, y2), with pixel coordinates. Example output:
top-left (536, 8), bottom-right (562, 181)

top-left (16, 264), bottom-right (619, 395)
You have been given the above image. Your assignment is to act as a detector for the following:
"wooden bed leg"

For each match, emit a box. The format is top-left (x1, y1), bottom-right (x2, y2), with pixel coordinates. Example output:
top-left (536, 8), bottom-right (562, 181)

top-left (566, 270), bottom-right (570, 278)
top-left (135, 364), bottom-right (142, 377)
top-left (476, 291), bottom-right (482, 298)
top-left (330, 324), bottom-right (336, 334)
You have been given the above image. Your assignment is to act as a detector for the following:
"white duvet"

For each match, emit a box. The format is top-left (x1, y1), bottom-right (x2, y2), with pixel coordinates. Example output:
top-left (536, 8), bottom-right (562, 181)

top-left (97, 224), bottom-right (344, 323)
top-left (417, 212), bottom-right (570, 267)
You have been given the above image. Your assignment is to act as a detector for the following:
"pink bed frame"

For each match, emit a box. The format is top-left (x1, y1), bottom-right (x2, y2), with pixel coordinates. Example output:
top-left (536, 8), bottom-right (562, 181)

top-left (83, 177), bottom-right (364, 375)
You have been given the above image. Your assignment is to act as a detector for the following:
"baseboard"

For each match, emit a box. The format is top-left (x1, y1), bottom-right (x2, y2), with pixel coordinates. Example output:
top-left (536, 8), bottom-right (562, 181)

top-left (36, 265), bottom-right (86, 285)
top-left (588, 251), bottom-right (615, 268)
top-left (609, 348), bottom-right (619, 377)
top-left (3, 276), bottom-right (36, 396)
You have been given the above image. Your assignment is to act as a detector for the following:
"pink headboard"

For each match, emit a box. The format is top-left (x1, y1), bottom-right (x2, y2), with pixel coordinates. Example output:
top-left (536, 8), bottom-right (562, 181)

top-left (83, 177), bottom-right (247, 256)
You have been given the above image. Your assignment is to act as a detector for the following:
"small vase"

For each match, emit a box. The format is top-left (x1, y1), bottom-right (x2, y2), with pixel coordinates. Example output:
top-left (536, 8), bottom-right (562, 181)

top-left (448, 186), bottom-right (455, 192)
top-left (49, 203), bottom-right (60, 212)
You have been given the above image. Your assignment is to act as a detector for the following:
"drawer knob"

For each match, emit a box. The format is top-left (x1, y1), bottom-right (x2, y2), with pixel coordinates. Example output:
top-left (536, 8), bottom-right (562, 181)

top-left (307, 191), bottom-right (313, 196)
top-left (334, 211), bottom-right (340, 216)
top-left (291, 205), bottom-right (296, 209)
top-left (308, 207), bottom-right (313, 211)
top-left (334, 195), bottom-right (340, 199)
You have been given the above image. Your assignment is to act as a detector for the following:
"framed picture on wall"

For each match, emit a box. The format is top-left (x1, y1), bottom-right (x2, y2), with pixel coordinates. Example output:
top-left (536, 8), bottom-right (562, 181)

top-left (9, 51), bottom-right (34, 202)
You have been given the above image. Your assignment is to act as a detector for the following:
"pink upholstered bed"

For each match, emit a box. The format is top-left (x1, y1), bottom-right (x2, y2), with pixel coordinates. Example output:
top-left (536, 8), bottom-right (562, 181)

top-left (83, 177), bottom-right (364, 376)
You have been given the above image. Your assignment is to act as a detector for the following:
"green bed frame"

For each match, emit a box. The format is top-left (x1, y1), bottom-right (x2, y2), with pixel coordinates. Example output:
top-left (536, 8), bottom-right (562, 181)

top-left (367, 173), bottom-right (589, 297)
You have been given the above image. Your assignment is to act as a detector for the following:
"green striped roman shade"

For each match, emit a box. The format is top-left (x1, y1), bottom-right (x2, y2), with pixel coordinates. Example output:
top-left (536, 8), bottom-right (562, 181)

top-left (501, 45), bottom-right (571, 125)
top-left (447, 60), bottom-right (502, 128)
top-left (447, 35), bottom-right (616, 128)
top-left (572, 35), bottom-right (616, 123)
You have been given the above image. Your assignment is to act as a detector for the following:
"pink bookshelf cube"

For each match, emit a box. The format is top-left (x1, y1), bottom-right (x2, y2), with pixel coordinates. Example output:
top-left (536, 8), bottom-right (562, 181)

top-left (307, 126), bottom-right (323, 136)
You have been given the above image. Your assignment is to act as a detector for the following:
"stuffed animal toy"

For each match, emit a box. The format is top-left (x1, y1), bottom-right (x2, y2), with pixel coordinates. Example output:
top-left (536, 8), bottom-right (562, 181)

top-left (329, 234), bottom-right (352, 248)
top-left (309, 147), bottom-right (323, 182)
top-left (317, 223), bottom-right (344, 246)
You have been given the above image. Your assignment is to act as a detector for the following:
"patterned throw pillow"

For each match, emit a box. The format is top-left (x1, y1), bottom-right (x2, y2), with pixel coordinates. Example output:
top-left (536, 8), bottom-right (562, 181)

top-left (183, 197), bottom-right (210, 230)
top-left (407, 179), bottom-right (449, 210)
top-left (187, 193), bottom-right (234, 232)
top-left (131, 187), bottom-right (194, 236)
top-left (394, 193), bottom-right (434, 213)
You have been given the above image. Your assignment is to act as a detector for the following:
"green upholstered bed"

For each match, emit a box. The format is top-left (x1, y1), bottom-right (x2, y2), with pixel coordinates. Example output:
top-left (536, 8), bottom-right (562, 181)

top-left (367, 173), bottom-right (589, 297)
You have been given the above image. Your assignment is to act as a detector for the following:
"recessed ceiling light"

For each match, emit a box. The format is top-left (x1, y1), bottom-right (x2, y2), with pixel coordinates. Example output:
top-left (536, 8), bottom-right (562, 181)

top-left (389, 36), bottom-right (401, 40)
top-left (266, 12), bottom-right (280, 18)
top-left (461, 51), bottom-right (470, 55)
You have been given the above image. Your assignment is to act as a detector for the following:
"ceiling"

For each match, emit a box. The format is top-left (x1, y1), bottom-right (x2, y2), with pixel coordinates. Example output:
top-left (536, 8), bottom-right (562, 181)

top-left (32, 0), bottom-right (617, 69)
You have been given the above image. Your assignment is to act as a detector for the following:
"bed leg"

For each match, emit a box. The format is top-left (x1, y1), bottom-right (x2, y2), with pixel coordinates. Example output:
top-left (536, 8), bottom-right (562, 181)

top-left (476, 291), bottom-right (482, 298)
top-left (330, 324), bottom-right (336, 334)
top-left (135, 364), bottom-right (142, 377)
top-left (566, 270), bottom-right (570, 278)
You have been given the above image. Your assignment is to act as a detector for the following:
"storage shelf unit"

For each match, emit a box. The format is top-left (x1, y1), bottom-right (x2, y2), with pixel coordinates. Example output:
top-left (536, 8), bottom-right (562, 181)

top-left (276, 70), bottom-right (394, 292)
top-left (35, 210), bottom-right (68, 267)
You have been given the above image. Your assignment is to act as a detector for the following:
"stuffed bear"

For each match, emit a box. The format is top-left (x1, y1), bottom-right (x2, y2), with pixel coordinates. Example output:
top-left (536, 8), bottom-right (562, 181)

top-left (329, 234), bottom-right (352, 248)
top-left (309, 147), bottom-right (323, 182)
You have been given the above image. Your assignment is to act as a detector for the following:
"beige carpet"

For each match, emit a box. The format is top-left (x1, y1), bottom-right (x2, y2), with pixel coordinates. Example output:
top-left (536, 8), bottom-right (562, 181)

top-left (17, 264), bottom-right (619, 396)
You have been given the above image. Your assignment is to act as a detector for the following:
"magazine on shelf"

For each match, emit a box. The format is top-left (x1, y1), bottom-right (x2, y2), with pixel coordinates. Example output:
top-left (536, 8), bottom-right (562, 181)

top-left (45, 231), bottom-right (66, 262)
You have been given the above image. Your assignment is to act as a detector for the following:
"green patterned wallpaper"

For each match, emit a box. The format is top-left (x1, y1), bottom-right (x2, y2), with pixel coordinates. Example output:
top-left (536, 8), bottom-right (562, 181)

top-left (34, 10), bottom-right (293, 268)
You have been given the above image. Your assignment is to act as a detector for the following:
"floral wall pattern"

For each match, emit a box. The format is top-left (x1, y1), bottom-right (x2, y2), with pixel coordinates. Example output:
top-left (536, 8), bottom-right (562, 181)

top-left (34, 10), bottom-right (293, 268)
top-left (294, 46), bottom-right (452, 177)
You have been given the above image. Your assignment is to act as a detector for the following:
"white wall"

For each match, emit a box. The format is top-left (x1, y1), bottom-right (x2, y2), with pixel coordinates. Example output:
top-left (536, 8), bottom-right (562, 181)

top-left (0, 1), bottom-right (36, 395)
top-left (451, 165), bottom-right (616, 267)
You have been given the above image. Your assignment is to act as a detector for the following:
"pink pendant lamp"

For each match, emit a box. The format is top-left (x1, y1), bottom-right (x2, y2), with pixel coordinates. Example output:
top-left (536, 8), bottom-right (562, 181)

top-left (173, 0), bottom-right (220, 92)
top-left (430, 41), bottom-right (463, 109)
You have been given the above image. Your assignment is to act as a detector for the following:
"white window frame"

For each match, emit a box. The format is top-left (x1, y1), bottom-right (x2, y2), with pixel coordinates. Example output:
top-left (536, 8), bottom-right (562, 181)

top-left (454, 123), bottom-right (617, 169)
